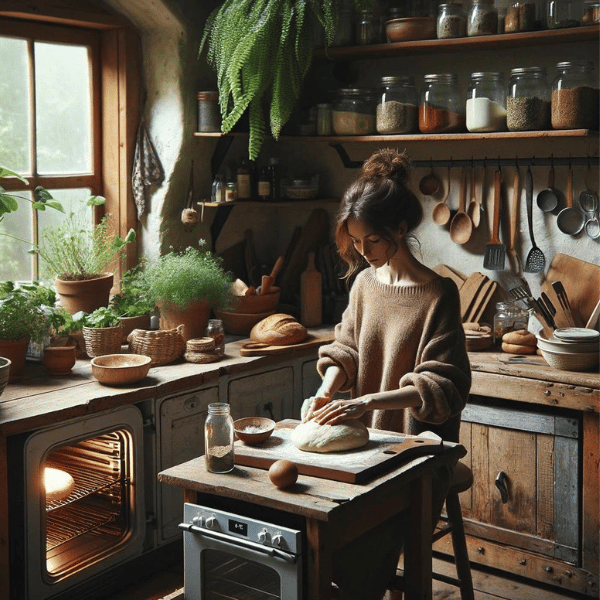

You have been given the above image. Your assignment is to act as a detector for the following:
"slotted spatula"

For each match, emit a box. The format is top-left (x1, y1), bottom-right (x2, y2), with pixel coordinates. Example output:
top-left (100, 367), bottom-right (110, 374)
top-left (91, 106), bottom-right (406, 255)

top-left (524, 165), bottom-right (546, 273)
top-left (483, 168), bottom-right (506, 271)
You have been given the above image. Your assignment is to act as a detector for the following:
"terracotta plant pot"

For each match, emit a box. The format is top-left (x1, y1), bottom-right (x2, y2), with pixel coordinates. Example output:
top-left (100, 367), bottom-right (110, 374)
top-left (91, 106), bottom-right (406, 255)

top-left (0, 357), bottom-right (11, 397)
top-left (54, 273), bottom-right (114, 315)
top-left (0, 339), bottom-right (29, 382)
top-left (43, 346), bottom-right (77, 376)
top-left (119, 314), bottom-right (152, 342)
top-left (158, 300), bottom-right (211, 343)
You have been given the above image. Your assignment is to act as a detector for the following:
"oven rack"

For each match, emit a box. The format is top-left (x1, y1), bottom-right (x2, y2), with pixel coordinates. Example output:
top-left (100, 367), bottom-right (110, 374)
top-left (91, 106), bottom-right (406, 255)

top-left (45, 460), bottom-right (126, 512)
top-left (46, 502), bottom-right (122, 551)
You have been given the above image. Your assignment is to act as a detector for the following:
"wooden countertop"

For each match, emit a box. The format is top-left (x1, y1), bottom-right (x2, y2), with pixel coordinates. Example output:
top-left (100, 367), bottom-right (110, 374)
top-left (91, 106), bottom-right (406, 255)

top-left (1, 340), bottom-right (598, 436)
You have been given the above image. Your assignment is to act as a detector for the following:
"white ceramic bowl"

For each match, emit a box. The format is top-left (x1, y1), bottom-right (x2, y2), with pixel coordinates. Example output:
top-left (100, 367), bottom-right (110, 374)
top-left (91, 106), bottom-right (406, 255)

top-left (536, 332), bottom-right (600, 355)
top-left (539, 348), bottom-right (599, 372)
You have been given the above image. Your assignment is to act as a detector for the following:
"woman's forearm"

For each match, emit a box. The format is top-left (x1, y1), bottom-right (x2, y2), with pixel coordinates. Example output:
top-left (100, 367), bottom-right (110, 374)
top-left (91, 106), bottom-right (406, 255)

top-left (317, 365), bottom-right (346, 397)
top-left (364, 385), bottom-right (422, 411)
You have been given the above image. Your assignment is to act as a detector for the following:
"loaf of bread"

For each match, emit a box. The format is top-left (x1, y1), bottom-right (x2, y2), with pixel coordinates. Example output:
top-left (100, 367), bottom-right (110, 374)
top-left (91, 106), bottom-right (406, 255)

top-left (502, 329), bottom-right (537, 347)
top-left (250, 313), bottom-right (308, 346)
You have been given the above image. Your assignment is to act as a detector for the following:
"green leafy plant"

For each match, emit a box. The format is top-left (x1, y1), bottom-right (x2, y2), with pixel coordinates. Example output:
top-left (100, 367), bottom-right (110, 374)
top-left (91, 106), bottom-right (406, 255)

top-left (83, 306), bottom-right (122, 328)
top-left (0, 282), bottom-right (50, 343)
top-left (145, 242), bottom-right (232, 311)
top-left (200, 0), bottom-right (373, 160)
top-left (35, 195), bottom-right (136, 280)
top-left (109, 264), bottom-right (155, 317)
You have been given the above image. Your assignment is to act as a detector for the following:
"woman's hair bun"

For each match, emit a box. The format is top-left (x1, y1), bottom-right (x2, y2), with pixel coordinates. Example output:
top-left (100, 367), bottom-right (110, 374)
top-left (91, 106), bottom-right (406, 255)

top-left (361, 148), bottom-right (410, 184)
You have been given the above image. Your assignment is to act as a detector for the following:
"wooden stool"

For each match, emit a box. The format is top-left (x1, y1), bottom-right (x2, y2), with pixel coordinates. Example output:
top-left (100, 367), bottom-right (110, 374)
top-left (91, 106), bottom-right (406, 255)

top-left (386, 461), bottom-right (475, 600)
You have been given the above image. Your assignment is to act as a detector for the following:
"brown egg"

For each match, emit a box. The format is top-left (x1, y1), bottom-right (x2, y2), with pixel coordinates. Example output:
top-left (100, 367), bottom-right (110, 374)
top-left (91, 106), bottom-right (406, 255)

top-left (268, 459), bottom-right (299, 489)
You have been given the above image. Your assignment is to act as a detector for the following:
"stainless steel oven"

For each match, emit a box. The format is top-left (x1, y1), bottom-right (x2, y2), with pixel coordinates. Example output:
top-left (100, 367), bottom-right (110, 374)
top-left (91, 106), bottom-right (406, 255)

top-left (8, 405), bottom-right (148, 600)
top-left (180, 502), bottom-right (303, 600)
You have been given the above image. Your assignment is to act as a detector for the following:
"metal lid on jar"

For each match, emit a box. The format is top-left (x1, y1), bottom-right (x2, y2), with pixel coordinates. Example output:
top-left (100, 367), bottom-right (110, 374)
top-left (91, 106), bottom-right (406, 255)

top-left (556, 60), bottom-right (594, 71)
top-left (423, 73), bottom-right (459, 83)
top-left (470, 72), bottom-right (504, 80)
top-left (338, 87), bottom-right (378, 97)
top-left (197, 91), bottom-right (219, 100)
top-left (381, 75), bottom-right (415, 86)
top-left (510, 66), bottom-right (547, 76)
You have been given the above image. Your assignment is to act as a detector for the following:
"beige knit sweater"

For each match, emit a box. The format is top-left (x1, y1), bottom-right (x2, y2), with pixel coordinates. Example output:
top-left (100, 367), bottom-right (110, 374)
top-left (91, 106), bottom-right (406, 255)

top-left (317, 268), bottom-right (471, 442)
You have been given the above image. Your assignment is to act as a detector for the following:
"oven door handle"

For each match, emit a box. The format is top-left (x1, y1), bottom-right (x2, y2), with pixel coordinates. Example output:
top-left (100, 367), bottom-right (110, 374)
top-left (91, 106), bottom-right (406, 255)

top-left (179, 522), bottom-right (298, 564)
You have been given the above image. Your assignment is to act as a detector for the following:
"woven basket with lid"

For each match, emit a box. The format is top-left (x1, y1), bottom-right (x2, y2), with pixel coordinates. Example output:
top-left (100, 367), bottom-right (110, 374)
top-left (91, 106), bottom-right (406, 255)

top-left (127, 326), bottom-right (186, 366)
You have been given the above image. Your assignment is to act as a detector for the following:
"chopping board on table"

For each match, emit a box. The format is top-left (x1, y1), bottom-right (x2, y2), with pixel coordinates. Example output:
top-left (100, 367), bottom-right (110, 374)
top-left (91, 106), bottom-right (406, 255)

top-left (234, 420), bottom-right (445, 484)
top-left (239, 332), bottom-right (334, 356)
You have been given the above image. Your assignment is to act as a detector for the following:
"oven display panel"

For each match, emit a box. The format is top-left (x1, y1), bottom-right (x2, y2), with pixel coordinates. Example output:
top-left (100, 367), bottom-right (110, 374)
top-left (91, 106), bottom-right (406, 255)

top-left (228, 519), bottom-right (248, 536)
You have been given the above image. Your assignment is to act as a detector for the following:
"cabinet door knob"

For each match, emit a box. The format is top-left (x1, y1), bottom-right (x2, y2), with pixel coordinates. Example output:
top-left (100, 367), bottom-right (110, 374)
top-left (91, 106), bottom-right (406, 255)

top-left (495, 471), bottom-right (509, 503)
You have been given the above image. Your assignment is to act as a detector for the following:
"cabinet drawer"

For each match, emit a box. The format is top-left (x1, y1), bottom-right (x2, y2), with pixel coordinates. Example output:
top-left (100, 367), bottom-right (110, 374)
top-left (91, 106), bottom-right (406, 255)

top-left (460, 401), bottom-right (580, 565)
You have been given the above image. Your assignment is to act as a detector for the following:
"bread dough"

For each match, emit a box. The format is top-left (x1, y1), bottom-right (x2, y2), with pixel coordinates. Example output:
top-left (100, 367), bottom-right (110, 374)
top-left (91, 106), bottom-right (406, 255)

top-left (291, 419), bottom-right (369, 453)
top-left (44, 467), bottom-right (75, 502)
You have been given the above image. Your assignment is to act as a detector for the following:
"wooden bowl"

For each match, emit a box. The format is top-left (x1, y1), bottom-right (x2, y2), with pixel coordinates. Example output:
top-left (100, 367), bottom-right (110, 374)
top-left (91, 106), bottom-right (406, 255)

top-left (233, 287), bottom-right (281, 314)
top-left (0, 357), bottom-right (10, 397)
top-left (91, 353), bottom-right (152, 386)
top-left (385, 17), bottom-right (436, 42)
top-left (214, 309), bottom-right (275, 336)
top-left (234, 417), bottom-right (276, 444)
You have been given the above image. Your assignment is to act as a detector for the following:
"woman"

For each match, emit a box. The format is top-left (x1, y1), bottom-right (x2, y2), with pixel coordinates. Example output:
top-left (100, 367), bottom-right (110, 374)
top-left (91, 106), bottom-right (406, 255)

top-left (302, 148), bottom-right (471, 600)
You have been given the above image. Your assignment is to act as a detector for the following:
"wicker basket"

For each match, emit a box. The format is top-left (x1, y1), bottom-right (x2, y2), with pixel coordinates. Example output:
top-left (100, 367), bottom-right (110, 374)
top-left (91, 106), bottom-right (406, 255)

top-left (83, 325), bottom-right (124, 358)
top-left (127, 325), bottom-right (185, 366)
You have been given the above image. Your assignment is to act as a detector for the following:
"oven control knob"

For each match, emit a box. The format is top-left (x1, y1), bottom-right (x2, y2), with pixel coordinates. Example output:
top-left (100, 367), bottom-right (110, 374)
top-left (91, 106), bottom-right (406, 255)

top-left (205, 516), bottom-right (218, 530)
top-left (271, 534), bottom-right (283, 548)
top-left (258, 529), bottom-right (271, 544)
top-left (192, 516), bottom-right (204, 527)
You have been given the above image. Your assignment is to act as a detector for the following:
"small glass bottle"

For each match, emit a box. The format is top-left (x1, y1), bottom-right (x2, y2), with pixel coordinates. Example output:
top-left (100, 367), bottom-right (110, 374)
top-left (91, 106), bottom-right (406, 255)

top-left (437, 3), bottom-right (467, 39)
top-left (197, 91), bottom-right (221, 133)
top-left (551, 60), bottom-right (599, 130)
top-left (377, 75), bottom-right (419, 134)
top-left (316, 103), bottom-right (333, 135)
top-left (258, 166), bottom-right (271, 201)
top-left (332, 6), bottom-right (354, 46)
top-left (507, 66), bottom-right (551, 131)
top-left (236, 158), bottom-right (252, 200)
top-left (205, 403), bottom-right (234, 473)
top-left (332, 88), bottom-right (377, 135)
top-left (268, 157), bottom-right (281, 201)
top-left (493, 301), bottom-right (529, 345)
top-left (466, 72), bottom-right (507, 132)
top-left (224, 180), bottom-right (237, 202)
top-left (583, 0), bottom-right (600, 24)
top-left (356, 9), bottom-right (380, 44)
top-left (547, 0), bottom-right (581, 28)
top-left (211, 174), bottom-right (224, 203)
top-left (467, 0), bottom-right (498, 36)
top-left (419, 73), bottom-right (466, 133)
top-left (505, 1), bottom-right (537, 32)
top-left (206, 318), bottom-right (225, 356)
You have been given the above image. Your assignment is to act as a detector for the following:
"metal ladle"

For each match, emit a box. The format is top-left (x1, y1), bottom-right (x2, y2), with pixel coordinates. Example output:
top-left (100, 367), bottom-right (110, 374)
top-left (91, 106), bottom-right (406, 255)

top-left (467, 163), bottom-right (481, 228)
top-left (557, 165), bottom-right (585, 236)
top-left (536, 161), bottom-right (559, 212)
top-left (431, 166), bottom-right (452, 226)
top-left (579, 163), bottom-right (600, 239)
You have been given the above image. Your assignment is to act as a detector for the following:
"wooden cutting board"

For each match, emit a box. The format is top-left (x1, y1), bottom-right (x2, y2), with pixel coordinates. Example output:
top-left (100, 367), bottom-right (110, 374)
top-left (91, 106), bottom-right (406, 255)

top-left (300, 252), bottom-right (323, 327)
top-left (542, 254), bottom-right (600, 328)
top-left (234, 420), bottom-right (444, 484)
top-left (239, 332), bottom-right (334, 356)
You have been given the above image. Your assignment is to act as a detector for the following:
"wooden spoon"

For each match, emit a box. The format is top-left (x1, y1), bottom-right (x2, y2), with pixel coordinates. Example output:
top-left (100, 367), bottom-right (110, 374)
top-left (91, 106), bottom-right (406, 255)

top-left (419, 163), bottom-right (441, 196)
top-left (432, 166), bottom-right (452, 226)
top-left (467, 165), bottom-right (481, 228)
top-left (449, 167), bottom-right (473, 245)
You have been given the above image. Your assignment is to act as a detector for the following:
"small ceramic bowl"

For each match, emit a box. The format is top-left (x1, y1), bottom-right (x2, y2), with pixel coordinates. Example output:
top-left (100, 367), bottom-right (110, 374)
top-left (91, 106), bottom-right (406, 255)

top-left (234, 417), bottom-right (276, 445)
top-left (215, 309), bottom-right (276, 336)
top-left (233, 287), bottom-right (281, 314)
top-left (91, 354), bottom-right (152, 386)
top-left (539, 348), bottom-right (599, 372)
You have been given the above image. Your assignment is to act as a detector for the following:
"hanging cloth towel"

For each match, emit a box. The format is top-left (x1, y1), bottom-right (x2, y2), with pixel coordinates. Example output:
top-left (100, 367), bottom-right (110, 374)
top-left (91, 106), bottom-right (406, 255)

top-left (131, 119), bottom-right (164, 219)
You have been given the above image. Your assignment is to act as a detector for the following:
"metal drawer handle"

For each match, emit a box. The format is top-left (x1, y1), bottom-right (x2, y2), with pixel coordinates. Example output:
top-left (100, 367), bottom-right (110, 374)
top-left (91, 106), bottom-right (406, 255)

top-left (495, 471), bottom-right (509, 503)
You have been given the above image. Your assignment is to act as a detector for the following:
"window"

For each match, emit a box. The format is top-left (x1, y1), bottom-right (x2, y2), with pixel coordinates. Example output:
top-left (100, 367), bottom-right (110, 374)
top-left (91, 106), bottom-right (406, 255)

top-left (0, 7), bottom-right (140, 283)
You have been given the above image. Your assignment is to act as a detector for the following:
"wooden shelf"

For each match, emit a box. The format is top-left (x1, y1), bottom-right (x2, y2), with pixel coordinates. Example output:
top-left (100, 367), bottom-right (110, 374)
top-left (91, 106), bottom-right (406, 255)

top-left (313, 25), bottom-right (599, 61)
top-left (197, 199), bottom-right (339, 208)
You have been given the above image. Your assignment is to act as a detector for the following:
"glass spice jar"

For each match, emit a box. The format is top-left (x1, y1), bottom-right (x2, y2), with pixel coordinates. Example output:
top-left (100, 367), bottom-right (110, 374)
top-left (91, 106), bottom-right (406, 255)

top-left (583, 0), bottom-right (600, 24)
top-left (356, 9), bottom-right (380, 44)
top-left (466, 72), bottom-right (507, 132)
top-left (419, 73), bottom-right (466, 133)
top-left (547, 0), bottom-right (581, 28)
top-left (505, 1), bottom-right (538, 31)
top-left (551, 60), bottom-right (599, 130)
top-left (467, 0), bottom-right (498, 36)
top-left (377, 76), bottom-right (419, 134)
top-left (493, 301), bottom-right (529, 345)
top-left (205, 403), bottom-right (234, 473)
top-left (332, 88), bottom-right (377, 135)
top-left (197, 91), bottom-right (221, 133)
top-left (437, 3), bottom-right (467, 38)
top-left (507, 66), bottom-right (551, 131)
top-left (206, 318), bottom-right (225, 355)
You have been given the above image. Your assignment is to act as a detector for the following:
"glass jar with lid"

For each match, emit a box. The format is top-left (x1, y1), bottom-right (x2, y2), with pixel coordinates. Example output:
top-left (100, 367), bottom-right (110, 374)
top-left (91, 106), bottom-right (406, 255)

top-left (204, 403), bottom-right (234, 473)
top-left (583, 0), bottom-right (600, 24)
top-left (466, 72), bottom-right (507, 132)
top-left (493, 301), bottom-right (529, 345)
top-left (467, 0), bottom-right (498, 36)
top-left (419, 73), bottom-right (466, 133)
top-left (505, 1), bottom-right (538, 31)
top-left (356, 9), bottom-right (380, 44)
top-left (547, 0), bottom-right (581, 28)
top-left (551, 60), bottom-right (599, 130)
top-left (332, 88), bottom-right (377, 135)
top-left (507, 67), bottom-right (551, 131)
top-left (197, 91), bottom-right (221, 133)
top-left (437, 3), bottom-right (467, 38)
top-left (332, 5), bottom-right (354, 46)
top-left (377, 76), bottom-right (419, 134)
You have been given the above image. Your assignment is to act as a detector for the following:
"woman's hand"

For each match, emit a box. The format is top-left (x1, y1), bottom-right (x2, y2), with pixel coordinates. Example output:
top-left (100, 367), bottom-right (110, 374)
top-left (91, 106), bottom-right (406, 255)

top-left (311, 398), bottom-right (369, 426)
top-left (301, 393), bottom-right (332, 422)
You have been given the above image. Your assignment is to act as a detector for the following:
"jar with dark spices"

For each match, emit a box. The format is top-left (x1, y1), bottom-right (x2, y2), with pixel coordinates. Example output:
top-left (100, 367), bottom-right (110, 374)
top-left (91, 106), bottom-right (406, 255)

top-left (332, 88), bottom-right (377, 135)
top-left (551, 60), bottom-right (599, 130)
top-left (377, 76), bottom-right (419, 134)
top-left (437, 3), bottom-right (467, 38)
top-left (467, 0), bottom-right (498, 36)
top-left (507, 67), bottom-right (551, 131)
top-left (419, 73), bottom-right (466, 133)
top-left (205, 402), bottom-right (234, 473)
top-left (356, 9), bottom-right (380, 44)
top-left (505, 1), bottom-right (537, 31)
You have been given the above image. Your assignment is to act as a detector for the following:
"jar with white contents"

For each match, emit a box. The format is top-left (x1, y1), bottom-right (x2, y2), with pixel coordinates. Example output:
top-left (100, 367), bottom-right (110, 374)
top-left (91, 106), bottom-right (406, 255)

top-left (466, 72), bottom-right (507, 132)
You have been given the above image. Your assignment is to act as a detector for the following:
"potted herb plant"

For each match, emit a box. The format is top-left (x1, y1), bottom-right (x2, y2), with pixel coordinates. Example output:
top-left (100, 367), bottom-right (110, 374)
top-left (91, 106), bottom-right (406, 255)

top-left (43, 306), bottom-right (86, 376)
top-left (82, 306), bottom-right (124, 358)
top-left (35, 195), bottom-right (136, 315)
top-left (0, 282), bottom-right (50, 381)
top-left (145, 243), bottom-right (232, 342)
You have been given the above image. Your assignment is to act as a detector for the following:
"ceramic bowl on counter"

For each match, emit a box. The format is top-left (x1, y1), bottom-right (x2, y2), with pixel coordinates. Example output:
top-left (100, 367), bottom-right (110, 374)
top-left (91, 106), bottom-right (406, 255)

top-left (214, 309), bottom-right (276, 336)
top-left (233, 417), bottom-right (276, 445)
top-left (233, 287), bottom-right (281, 314)
top-left (91, 353), bottom-right (152, 385)
top-left (536, 329), bottom-right (599, 372)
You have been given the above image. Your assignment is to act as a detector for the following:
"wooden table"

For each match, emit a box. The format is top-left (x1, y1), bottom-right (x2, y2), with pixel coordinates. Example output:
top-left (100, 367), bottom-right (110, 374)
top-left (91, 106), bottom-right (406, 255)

top-left (158, 432), bottom-right (466, 600)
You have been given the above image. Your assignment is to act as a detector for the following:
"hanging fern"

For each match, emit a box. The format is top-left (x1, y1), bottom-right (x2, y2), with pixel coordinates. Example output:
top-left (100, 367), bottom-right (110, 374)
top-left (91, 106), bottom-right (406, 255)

top-left (200, 0), bottom-right (374, 160)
